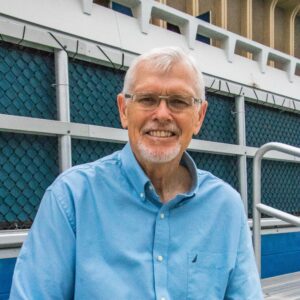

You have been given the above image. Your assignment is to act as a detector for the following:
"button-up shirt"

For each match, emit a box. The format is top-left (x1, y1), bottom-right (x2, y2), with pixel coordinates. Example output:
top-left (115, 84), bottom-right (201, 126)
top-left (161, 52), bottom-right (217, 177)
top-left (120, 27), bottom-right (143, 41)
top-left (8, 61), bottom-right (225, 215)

top-left (10, 143), bottom-right (263, 299)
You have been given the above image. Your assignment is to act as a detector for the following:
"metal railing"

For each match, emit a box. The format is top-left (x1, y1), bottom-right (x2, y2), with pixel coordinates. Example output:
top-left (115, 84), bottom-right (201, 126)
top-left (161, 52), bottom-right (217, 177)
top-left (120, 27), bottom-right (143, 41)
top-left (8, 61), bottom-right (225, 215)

top-left (252, 142), bottom-right (300, 275)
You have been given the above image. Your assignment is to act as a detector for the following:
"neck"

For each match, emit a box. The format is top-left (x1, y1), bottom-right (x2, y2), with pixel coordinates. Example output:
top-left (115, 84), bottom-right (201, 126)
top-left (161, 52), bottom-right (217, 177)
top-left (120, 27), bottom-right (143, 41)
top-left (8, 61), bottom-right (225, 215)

top-left (139, 156), bottom-right (192, 203)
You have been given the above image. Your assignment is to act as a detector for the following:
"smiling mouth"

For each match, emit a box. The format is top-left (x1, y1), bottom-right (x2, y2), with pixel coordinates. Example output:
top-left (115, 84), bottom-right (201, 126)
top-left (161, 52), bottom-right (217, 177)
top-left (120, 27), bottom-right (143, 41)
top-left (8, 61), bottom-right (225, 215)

top-left (147, 130), bottom-right (176, 138)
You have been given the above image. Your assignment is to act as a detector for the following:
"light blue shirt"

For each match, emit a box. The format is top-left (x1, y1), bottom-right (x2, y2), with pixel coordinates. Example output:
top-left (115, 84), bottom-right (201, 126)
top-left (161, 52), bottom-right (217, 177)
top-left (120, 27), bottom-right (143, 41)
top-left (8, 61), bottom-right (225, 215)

top-left (10, 143), bottom-right (263, 300)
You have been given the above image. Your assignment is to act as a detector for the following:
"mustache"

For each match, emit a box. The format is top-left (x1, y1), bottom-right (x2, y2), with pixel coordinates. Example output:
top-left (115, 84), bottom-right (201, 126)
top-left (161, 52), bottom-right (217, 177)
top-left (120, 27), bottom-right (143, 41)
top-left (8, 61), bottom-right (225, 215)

top-left (141, 121), bottom-right (181, 135)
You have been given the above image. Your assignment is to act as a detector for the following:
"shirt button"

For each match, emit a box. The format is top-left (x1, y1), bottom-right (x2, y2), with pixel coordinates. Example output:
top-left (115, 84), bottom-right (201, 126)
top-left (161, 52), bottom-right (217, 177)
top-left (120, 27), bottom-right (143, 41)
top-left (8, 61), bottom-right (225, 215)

top-left (157, 255), bottom-right (164, 262)
top-left (160, 213), bottom-right (165, 219)
top-left (161, 297), bottom-right (166, 300)
top-left (140, 192), bottom-right (144, 198)
top-left (149, 185), bottom-right (153, 190)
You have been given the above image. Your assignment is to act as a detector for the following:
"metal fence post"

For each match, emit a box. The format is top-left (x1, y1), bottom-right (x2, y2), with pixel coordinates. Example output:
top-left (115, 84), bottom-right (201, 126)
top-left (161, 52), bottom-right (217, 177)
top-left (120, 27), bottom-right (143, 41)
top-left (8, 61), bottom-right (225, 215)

top-left (55, 50), bottom-right (72, 172)
top-left (253, 150), bottom-right (262, 275)
top-left (235, 96), bottom-right (248, 215)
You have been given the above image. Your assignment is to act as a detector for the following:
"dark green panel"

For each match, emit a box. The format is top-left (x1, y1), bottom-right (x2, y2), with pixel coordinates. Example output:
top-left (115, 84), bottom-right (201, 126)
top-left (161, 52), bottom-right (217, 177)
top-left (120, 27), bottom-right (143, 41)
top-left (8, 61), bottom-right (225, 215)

top-left (0, 41), bottom-right (56, 119)
top-left (245, 102), bottom-right (300, 147)
top-left (72, 139), bottom-right (124, 166)
top-left (69, 59), bottom-right (125, 127)
top-left (188, 151), bottom-right (239, 191)
top-left (0, 133), bottom-right (58, 230)
top-left (247, 158), bottom-right (300, 218)
top-left (196, 93), bottom-right (237, 144)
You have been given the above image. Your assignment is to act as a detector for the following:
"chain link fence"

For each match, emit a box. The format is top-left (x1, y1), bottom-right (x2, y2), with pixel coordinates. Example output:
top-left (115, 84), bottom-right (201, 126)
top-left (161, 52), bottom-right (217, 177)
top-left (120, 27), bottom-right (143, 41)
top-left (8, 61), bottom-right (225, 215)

top-left (246, 101), bottom-right (300, 218)
top-left (0, 40), bottom-right (300, 229)
top-left (247, 158), bottom-right (300, 218)
top-left (0, 41), bottom-right (56, 119)
top-left (196, 93), bottom-right (237, 144)
top-left (188, 151), bottom-right (239, 191)
top-left (72, 139), bottom-right (124, 166)
top-left (0, 41), bottom-right (58, 229)
top-left (246, 101), bottom-right (300, 147)
top-left (69, 59), bottom-right (125, 127)
top-left (0, 132), bottom-right (58, 230)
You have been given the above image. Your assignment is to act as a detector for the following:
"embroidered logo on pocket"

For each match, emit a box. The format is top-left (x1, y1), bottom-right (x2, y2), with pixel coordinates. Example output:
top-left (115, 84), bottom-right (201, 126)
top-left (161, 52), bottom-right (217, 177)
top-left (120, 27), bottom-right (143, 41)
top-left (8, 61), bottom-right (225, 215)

top-left (187, 252), bottom-right (232, 300)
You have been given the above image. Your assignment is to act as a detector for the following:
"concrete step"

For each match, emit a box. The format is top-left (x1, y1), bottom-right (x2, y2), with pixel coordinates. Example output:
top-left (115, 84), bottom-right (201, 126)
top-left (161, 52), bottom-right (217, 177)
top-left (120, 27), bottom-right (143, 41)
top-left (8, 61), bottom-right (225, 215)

top-left (262, 271), bottom-right (300, 299)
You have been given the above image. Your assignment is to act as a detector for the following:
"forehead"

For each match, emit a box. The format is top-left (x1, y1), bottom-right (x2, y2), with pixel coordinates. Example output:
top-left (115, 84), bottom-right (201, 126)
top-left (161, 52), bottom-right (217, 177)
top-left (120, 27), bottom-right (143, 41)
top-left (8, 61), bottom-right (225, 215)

top-left (132, 61), bottom-right (198, 94)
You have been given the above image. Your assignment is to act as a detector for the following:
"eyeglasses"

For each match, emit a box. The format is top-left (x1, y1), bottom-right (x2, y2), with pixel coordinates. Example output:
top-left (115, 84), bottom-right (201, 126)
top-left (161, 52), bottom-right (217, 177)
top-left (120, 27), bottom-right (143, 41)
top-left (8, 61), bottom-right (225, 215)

top-left (124, 93), bottom-right (202, 113)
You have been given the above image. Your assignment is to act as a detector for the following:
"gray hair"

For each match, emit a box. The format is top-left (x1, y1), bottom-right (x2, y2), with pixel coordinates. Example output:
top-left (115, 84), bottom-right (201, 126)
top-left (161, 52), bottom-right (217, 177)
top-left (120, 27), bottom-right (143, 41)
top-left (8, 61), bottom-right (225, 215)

top-left (122, 46), bottom-right (205, 100)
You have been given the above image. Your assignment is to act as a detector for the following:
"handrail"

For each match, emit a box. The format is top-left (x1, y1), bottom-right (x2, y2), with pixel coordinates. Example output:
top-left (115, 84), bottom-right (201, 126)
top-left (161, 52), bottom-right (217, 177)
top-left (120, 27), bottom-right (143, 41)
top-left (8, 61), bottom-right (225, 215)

top-left (0, 230), bottom-right (28, 249)
top-left (253, 142), bottom-right (300, 275)
top-left (256, 204), bottom-right (300, 227)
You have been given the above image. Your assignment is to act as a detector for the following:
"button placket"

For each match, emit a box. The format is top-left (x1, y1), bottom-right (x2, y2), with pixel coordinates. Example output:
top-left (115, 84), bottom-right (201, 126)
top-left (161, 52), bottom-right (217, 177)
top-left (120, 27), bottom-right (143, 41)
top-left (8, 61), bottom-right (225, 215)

top-left (153, 208), bottom-right (169, 300)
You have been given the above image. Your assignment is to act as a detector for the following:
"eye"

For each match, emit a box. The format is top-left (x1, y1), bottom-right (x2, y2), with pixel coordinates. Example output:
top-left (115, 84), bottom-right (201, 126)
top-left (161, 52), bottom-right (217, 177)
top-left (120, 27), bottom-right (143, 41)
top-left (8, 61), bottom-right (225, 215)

top-left (169, 96), bottom-right (190, 109)
top-left (135, 94), bottom-right (157, 107)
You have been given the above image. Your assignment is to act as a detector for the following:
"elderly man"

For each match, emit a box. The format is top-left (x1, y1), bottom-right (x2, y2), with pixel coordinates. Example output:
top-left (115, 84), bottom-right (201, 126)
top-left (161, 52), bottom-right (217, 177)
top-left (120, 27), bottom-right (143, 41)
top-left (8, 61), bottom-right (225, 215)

top-left (10, 47), bottom-right (263, 299)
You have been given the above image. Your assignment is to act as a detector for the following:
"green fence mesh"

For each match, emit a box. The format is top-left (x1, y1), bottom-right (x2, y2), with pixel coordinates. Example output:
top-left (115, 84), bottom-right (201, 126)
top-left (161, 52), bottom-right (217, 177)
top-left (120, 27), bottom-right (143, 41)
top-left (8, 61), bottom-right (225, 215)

top-left (0, 40), bottom-right (299, 229)
top-left (0, 41), bottom-right (56, 119)
top-left (188, 151), bottom-right (239, 191)
top-left (0, 133), bottom-right (58, 230)
top-left (72, 139), bottom-right (124, 166)
top-left (246, 102), bottom-right (300, 147)
top-left (247, 158), bottom-right (300, 218)
top-left (196, 93), bottom-right (237, 144)
top-left (69, 59), bottom-right (125, 127)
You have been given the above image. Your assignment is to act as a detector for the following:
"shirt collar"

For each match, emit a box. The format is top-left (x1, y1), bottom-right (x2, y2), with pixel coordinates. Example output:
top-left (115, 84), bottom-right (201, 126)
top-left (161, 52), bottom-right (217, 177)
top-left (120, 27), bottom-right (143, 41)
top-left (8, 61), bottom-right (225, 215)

top-left (120, 143), bottom-right (150, 201)
top-left (120, 143), bottom-right (199, 202)
top-left (180, 151), bottom-right (199, 197)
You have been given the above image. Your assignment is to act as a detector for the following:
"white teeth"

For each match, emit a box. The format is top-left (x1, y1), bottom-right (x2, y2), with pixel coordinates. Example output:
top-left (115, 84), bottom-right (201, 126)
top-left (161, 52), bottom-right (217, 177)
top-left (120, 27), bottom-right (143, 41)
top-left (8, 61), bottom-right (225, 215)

top-left (148, 131), bottom-right (172, 137)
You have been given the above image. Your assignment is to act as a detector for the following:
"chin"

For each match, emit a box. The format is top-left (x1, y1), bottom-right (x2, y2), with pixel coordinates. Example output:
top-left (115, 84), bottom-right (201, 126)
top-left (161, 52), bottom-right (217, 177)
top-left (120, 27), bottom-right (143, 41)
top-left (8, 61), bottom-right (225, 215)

top-left (137, 141), bottom-right (181, 163)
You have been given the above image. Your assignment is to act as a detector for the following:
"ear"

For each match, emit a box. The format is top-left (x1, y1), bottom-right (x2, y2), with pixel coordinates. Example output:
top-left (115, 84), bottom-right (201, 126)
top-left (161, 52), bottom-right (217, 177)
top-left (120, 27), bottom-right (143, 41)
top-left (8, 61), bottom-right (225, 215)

top-left (193, 100), bottom-right (208, 135)
top-left (117, 93), bottom-right (128, 129)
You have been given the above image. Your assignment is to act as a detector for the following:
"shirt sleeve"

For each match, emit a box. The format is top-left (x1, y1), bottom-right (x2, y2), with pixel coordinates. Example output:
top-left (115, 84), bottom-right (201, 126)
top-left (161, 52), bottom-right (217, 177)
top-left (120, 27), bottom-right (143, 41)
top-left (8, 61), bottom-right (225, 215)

top-left (224, 211), bottom-right (264, 300)
top-left (9, 188), bottom-right (76, 300)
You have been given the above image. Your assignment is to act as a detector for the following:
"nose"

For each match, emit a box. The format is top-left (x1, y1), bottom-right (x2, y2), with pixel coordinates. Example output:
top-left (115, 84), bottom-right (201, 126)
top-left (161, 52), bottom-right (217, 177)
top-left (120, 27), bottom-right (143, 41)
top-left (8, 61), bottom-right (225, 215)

top-left (152, 98), bottom-right (172, 120)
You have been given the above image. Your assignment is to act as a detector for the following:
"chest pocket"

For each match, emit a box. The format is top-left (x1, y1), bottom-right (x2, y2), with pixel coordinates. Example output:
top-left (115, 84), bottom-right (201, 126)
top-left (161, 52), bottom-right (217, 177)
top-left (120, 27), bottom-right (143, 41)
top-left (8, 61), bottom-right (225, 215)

top-left (187, 252), bottom-right (232, 300)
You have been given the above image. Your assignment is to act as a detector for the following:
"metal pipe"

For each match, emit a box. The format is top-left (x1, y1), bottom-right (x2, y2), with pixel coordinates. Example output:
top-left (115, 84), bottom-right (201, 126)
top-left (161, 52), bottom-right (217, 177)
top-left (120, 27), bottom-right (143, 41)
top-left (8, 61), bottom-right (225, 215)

top-left (235, 96), bottom-right (248, 214)
top-left (253, 142), bottom-right (300, 275)
top-left (55, 49), bottom-right (72, 172)
top-left (0, 231), bottom-right (28, 249)
top-left (256, 204), bottom-right (300, 227)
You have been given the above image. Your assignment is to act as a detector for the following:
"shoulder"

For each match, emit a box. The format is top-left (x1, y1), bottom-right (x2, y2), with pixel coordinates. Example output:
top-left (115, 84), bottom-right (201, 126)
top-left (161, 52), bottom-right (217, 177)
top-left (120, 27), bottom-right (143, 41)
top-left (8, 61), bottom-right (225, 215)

top-left (197, 169), bottom-right (240, 197)
top-left (196, 168), bottom-right (244, 212)
top-left (48, 150), bottom-right (122, 198)
top-left (39, 150), bottom-right (123, 231)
